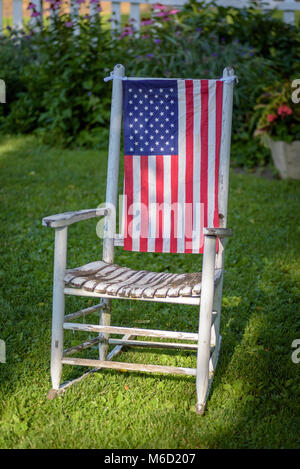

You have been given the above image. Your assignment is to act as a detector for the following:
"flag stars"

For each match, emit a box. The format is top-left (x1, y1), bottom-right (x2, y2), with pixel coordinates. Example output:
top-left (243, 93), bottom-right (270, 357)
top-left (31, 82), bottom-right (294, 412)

top-left (125, 82), bottom-right (178, 155)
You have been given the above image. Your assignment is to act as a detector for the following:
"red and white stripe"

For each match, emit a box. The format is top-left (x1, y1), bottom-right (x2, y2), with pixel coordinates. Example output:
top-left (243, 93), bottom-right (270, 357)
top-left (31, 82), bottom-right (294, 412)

top-left (123, 79), bottom-right (224, 254)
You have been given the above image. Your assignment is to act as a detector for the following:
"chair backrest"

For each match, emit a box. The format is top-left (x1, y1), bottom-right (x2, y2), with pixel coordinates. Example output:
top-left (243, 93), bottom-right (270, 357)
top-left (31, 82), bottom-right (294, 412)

top-left (102, 65), bottom-right (235, 262)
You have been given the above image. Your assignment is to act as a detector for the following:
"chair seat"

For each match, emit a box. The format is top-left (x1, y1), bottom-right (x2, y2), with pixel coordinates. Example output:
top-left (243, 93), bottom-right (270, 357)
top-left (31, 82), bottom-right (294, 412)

top-left (64, 261), bottom-right (222, 299)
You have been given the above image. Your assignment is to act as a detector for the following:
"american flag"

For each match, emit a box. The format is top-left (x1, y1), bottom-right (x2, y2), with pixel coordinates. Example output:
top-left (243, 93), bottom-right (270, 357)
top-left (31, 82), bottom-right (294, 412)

top-left (122, 78), bottom-right (224, 254)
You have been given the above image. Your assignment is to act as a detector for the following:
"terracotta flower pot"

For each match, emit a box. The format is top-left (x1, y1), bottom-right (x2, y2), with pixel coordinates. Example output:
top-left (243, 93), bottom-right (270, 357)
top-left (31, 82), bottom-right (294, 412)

top-left (269, 139), bottom-right (300, 179)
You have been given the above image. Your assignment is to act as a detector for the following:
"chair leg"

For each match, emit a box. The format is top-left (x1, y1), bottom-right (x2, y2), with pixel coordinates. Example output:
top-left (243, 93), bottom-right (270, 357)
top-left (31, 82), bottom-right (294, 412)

top-left (210, 274), bottom-right (224, 371)
top-left (48, 227), bottom-right (67, 398)
top-left (98, 299), bottom-right (111, 360)
top-left (196, 235), bottom-right (216, 414)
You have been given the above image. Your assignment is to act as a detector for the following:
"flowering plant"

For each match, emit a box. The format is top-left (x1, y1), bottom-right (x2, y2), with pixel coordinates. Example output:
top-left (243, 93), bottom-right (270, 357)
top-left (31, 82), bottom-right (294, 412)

top-left (254, 82), bottom-right (300, 143)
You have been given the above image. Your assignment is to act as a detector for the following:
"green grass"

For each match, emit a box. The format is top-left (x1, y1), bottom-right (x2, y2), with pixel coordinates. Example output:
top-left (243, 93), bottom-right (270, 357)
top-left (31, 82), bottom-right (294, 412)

top-left (0, 134), bottom-right (300, 449)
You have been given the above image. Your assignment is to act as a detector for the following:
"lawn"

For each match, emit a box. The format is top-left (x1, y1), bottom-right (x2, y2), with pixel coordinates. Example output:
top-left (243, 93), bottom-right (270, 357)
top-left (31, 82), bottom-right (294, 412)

top-left (0, 134), bottom-right (299, 449)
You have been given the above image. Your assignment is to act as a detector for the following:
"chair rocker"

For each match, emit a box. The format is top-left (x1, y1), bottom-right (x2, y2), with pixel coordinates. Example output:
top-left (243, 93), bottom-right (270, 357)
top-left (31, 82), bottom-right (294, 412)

top-left (43, 64), bottom-right (236, 414)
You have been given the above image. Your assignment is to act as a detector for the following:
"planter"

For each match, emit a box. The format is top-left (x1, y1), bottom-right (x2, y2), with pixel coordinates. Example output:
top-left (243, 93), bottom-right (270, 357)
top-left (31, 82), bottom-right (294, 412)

top-left (269, 139), bottom-right (300, 179)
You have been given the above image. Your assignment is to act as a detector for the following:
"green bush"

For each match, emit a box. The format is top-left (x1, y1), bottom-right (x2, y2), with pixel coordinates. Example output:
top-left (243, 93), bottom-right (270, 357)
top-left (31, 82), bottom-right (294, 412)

top-left (0, 0), bottom-right (299, 165)
top-left (0, 30), bottom-right (33, 122)
top-left (4, 14), bottom-right (120, 147)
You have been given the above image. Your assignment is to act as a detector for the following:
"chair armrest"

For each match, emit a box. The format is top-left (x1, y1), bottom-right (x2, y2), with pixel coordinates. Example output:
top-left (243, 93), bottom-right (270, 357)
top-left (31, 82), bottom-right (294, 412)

top-left (203, 227), bottom-right (233, 238)
top-left (42, 208), bottom-right (109, 228)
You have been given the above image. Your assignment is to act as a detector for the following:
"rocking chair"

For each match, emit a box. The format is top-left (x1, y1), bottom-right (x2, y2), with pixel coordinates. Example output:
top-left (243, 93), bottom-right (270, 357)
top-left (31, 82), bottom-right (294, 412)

top-left (42, 64), bottom-right (236, 414)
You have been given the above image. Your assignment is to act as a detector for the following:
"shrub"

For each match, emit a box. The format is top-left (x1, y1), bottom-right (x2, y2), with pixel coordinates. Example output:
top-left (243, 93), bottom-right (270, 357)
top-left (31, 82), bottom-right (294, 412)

top-left (0, 30), bottom-right (34, 124)
top-left (0, 0), bottom-right (299, 166)
top-left (4, 11), bottom-right (119, 147)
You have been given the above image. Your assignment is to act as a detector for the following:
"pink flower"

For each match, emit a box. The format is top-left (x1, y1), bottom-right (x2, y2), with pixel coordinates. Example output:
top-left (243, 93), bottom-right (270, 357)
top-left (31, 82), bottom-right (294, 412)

top-left (169, 9), bottom-right (180, 14)
top-left (267, 114), bottom-right (277, 123)
top-left (120, 25), bottom-right (134, 37)
top-left (153, 3), bottom-right (168, 10)
top-left (156, 11), bottom-right (169, 17)
top-left (27, 2), bottom-right (36, 9)
top-left (277, 104), bottom-right (293, 117)
top-left (65, 21), bottom-right (73, 27)
top-left (141, 18), bottom-right (154, 26)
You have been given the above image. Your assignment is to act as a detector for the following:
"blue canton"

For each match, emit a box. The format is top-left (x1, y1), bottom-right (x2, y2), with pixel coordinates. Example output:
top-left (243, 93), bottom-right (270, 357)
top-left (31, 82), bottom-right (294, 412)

top-left (123, 80), bottom-right (178, 156)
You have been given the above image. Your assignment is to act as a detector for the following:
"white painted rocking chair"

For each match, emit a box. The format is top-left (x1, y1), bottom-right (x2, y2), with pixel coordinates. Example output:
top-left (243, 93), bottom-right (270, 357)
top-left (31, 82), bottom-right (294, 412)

top-left (43, 64), bottom-right (236, 414)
